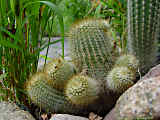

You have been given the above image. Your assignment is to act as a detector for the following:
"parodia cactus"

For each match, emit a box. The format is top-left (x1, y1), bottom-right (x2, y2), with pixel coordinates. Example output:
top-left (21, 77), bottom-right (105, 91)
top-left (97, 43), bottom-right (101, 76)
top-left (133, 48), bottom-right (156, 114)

top-left (115, 54), bottom-right (139, 73)
top-left (67, 18), bottom-right (115, 79)
top-left (27, 8), bottom-right (160, 114)
top-left (106, 66), bottom-right (135, 93)
top-left (127, 0), bottom-right (160, 74)
top-left (26, 71), bottom-right (103, 114)
top-left (26, 72), bottom-right (69, 113)
top-left (44, 58), bottom-right (77, 91)
top-left (26, 18), bottom-right (140, 115)
top-left (26, 72), bottom-right (87, 114)
top-left (64, 74), bottom-right (100, 106)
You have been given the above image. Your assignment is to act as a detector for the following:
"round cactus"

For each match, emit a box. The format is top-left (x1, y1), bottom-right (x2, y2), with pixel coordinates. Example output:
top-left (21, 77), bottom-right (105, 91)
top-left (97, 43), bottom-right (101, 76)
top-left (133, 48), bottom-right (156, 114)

top-left (26, 72), bottom-right (79, 113)
top-left (106, 66), bottom-right (135, 93)
top-left (44, 58), bottom-right (77, 91)
top-left (115, 54), bottom-right (139, 72)
top-left (64, 74), bottom-right (100, 106)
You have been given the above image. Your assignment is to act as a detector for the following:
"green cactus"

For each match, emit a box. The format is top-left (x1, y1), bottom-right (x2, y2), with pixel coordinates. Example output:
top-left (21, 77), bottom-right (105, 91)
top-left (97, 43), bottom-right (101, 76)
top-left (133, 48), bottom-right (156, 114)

top-left (26, 72), bottom-right (104, 114)
top-left (44, 58), bottom-right (77, 91)
top-left (64, 74), bottom-right (100, 106)
top-left (67, 18), bottom-right (115, 79)
top-left (127, 0), bottom-right (160, 73)
top-left (66, 18), bottom-right (122, 113)
top-left (115, 54), bottom-right (139, 73)
top-left (26, 72), bottom-right (84, 114)
top-left (26, 72), bottom-right (66, 112)
top-left (106, 66), bottom-right (135, 93)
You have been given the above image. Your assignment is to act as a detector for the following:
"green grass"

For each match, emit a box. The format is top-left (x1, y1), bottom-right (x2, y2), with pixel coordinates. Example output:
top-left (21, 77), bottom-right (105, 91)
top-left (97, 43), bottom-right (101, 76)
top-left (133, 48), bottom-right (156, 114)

top-left (0, 0), bottom-right (65, 104)
top-left (0, 0), bottom-right (126, 106)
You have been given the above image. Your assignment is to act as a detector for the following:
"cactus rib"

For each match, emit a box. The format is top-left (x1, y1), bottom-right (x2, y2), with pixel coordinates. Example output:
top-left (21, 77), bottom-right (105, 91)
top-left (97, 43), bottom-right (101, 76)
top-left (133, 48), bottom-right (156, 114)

top-left (127, 0), bottom-right (160, 73)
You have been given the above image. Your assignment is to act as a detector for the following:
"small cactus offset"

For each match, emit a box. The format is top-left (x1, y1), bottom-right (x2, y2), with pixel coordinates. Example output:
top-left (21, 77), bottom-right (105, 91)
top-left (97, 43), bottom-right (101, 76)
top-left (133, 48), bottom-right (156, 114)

top-left (115, 54), bottom-right (139, 73)
top-left (127, 0), bottom-right (160, 73)
top-left (67, 18), bottom-right (115, 78)
top-left (64, 74), bottom-right (100, 106)
top-left (106, 66), bottom-right (135, 93)
top-left (44, 58), bottom-right (77, 91)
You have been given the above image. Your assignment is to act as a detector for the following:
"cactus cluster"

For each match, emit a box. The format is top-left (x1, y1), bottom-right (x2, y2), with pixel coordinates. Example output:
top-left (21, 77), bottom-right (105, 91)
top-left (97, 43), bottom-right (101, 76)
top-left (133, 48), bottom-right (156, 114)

top-left (26, 58), bottom-right (101, 114)
top-left (106, 66), bottom-right (135, 93)
top-left (26, 3), bottom-right (160, 114)
top-left (105, 54), bottom-right (138, 93)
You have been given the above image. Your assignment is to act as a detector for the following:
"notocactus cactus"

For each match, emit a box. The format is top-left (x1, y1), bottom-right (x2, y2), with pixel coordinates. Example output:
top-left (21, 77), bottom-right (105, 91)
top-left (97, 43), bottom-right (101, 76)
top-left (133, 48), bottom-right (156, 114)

top-left (127, 0), bottom-right (160, 73)
top-left (64, 74), bottom-right (100, 106)
top-left (115, 54), bottom-right (139, 73)
top-left (106, 66), bottom-right (135, 93)
top-left (67, 18), bottom-right (115, 78)
top-left (26, 72), bottom-right (104, 115)
top-left (66, 18), bottom-right (122, 113)
top-left (26, 72), bottom-right (83, 114)
top-left (26, 72), bottom-right (66, 112)
top-left (44, 58), bottom-right (77, 91)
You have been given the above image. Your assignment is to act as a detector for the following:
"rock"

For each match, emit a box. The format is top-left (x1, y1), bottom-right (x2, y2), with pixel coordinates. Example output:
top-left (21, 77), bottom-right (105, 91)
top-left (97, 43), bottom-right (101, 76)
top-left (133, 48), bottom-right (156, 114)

top-left (49, 114), bottom-right (88, 120)
top-left (0, 101), bottom-right (35, 120)
top-left (104, 64), bottom-right (160, 120)
top-left (106, 76), bottom-right (160, 120)
top-left (141, 64), bottom-right (160, 80)
top-left (103, 108), bottom-right (117, 120)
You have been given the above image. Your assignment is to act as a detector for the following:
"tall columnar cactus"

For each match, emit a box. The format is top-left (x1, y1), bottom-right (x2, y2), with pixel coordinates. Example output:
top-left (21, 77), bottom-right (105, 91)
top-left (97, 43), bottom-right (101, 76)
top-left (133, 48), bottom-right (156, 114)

top-left (64, 74), bottom-right (100, 106)
top-left (44, 58), bottom-right (77, 91)
top-left (127, 0), bottom-right (160, 74)
top-left (67, 18), bottom-right (115, 79)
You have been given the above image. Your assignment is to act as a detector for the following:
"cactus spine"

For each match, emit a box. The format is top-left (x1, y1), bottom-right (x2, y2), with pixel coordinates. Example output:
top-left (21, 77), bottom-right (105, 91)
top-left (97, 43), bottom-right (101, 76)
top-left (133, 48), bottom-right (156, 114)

top-left (64, 74), bottom-right (100, 106)
top-left (44, 58), bottom-right (77, 91)
top-left (127, 0), bottom-right (160, 73)
top-left (67, 18), bottom-right (114, 78)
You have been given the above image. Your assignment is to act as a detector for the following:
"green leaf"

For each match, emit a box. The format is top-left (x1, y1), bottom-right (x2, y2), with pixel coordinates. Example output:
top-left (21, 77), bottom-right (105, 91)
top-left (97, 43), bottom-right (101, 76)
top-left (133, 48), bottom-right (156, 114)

top-left (0, 40), bottom-right (21, 50)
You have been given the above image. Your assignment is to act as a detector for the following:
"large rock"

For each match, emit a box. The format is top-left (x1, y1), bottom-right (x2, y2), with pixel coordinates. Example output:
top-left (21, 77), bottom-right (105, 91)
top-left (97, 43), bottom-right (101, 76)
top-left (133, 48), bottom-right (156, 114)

top-left (0, 101), bottom-right (35, 120)
top-left (104, 64), bottom-right (160, 120)
top-left (49, 114), bottom-right (88, 120)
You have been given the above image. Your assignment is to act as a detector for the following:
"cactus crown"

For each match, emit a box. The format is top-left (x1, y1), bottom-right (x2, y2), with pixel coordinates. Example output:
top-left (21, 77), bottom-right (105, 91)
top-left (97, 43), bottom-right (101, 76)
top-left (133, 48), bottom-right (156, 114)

top-left (115, 54), bottom-right (139, 73)
top-left (44, 58), bottom-right (77, 91)
top-left (65, 74), bottom-right (100, 106)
